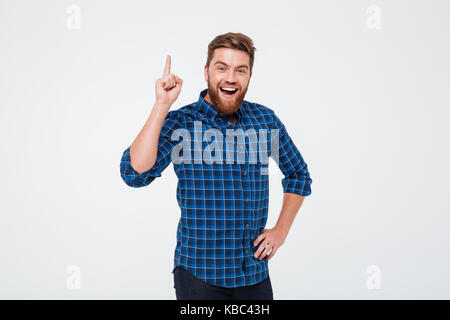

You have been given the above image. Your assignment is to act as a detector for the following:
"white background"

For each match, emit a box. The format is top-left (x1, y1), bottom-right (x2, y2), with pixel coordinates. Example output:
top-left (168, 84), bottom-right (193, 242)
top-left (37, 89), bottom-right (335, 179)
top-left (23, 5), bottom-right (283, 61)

top-left (1, 0), bottom-right (449, 299)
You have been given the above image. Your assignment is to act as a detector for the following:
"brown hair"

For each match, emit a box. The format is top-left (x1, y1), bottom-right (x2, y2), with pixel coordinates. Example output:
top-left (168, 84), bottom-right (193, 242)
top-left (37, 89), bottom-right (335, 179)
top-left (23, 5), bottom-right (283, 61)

top-left (206, 32), bottom-right (256, 73)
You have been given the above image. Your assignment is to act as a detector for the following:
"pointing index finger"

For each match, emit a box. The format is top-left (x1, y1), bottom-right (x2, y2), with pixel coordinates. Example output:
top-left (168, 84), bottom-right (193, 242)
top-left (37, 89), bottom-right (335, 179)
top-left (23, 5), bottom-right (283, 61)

top-left (163, 54), bottom-right (171, 76)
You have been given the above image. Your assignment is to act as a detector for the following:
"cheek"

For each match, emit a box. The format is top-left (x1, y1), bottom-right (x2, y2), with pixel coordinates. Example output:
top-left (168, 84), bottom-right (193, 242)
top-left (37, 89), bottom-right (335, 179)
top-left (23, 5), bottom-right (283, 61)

top-left (238, 75), bottom-right (249, 84)
top-left (238, 80), bottom-right (248, 90)
top-left (210, 74), bottom-right (224, 85)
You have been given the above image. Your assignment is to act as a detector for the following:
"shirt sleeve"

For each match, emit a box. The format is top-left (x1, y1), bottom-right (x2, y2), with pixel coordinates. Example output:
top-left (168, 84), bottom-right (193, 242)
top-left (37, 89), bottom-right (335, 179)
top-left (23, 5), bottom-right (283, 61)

top-left (270, 110), bottom-right (312, 196)
top-left (120, 110), bottom-right (184, 188)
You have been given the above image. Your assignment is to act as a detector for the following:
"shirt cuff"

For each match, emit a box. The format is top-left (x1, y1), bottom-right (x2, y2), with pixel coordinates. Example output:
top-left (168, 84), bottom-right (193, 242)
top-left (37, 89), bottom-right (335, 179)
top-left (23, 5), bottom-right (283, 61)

top-left (282, 178), bottom-right (312, 196)
top-left (120, 147), bottom-right (161, 187)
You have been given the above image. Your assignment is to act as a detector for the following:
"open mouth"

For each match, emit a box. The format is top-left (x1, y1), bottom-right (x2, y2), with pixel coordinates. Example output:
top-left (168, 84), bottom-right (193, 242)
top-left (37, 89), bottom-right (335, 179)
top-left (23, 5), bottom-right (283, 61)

top-left (219, 87), bottom-right (238, 98)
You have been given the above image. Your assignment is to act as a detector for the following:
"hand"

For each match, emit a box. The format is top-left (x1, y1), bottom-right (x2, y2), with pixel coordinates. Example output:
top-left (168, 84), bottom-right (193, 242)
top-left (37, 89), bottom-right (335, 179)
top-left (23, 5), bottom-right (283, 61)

top-left (253, 227), bottom-right (288, 261)
top-left (155, 54), bottom-right (183, 107)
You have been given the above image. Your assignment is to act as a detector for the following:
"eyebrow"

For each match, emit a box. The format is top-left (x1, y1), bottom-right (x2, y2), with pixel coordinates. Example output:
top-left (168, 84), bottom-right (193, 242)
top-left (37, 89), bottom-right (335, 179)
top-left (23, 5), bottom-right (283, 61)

top-left (214, 61), bottom-right (249, 69)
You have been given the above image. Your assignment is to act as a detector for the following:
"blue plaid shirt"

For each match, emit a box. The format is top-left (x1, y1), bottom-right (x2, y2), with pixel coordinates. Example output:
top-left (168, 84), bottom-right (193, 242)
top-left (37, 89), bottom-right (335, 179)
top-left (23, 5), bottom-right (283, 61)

top-left (120, 88), bottom-right (312, 288)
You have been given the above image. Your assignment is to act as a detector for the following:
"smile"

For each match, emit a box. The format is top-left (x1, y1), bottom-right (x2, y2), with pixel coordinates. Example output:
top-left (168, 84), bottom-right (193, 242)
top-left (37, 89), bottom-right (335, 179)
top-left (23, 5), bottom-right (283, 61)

top-left (219, 87), bottom-right (238, 99)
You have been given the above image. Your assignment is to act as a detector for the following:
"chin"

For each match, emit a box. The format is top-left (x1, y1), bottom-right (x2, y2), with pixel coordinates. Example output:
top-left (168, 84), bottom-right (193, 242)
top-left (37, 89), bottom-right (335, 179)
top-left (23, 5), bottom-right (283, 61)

top-left (208, 86), bottom-right (247, 115)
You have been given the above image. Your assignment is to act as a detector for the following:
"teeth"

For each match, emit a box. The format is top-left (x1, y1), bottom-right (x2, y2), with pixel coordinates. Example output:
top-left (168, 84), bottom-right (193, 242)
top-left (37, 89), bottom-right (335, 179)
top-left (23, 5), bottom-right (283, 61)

top-left (221, 87), bottom-right (237, 92)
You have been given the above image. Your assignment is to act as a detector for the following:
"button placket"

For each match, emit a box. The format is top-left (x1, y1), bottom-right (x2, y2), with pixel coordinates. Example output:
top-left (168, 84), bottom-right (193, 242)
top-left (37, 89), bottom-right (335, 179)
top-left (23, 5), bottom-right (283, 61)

top-left (232, 119), bottom-right (251, 262)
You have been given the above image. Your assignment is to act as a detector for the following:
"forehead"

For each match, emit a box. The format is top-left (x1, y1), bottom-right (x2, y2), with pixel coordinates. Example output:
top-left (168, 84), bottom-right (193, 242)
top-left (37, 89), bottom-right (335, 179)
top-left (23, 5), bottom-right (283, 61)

top-left (211, 48), bottom-right (250, 67)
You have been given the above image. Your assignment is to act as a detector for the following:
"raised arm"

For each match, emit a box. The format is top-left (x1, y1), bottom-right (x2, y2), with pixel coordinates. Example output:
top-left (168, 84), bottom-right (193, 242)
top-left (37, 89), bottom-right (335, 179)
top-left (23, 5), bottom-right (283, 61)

top-left (129, 54), bottom-right (183, 174)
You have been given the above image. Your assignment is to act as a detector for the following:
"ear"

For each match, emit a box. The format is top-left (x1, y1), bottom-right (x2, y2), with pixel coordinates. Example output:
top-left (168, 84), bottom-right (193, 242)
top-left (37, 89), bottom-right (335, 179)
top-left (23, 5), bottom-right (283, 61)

top-left (204, 65), bottom-right (208, 83)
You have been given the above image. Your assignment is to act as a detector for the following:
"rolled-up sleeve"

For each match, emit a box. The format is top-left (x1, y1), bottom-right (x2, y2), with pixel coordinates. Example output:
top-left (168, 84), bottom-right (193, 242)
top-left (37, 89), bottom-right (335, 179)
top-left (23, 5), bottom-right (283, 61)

top-left (120, 110), bottom-right (184, 188)
top-left (270, 110), bottom-right (312, 196)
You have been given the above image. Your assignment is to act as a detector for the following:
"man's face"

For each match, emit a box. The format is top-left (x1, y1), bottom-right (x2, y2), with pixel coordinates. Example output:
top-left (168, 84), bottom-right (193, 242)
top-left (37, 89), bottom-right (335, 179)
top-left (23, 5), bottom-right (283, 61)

top-left (204, 48), bottom-right (252, 115)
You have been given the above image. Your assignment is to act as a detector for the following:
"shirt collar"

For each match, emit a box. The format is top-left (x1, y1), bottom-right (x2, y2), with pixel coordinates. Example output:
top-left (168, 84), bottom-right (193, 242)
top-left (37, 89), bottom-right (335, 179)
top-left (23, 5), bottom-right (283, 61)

top-left (197, 88), bottom-right (245, 120)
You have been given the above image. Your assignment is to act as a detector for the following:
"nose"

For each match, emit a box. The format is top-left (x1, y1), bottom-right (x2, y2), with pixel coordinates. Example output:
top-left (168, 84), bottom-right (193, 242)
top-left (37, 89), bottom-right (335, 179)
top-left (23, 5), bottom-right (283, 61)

top-left (224, 69), bottom-right (237, 83)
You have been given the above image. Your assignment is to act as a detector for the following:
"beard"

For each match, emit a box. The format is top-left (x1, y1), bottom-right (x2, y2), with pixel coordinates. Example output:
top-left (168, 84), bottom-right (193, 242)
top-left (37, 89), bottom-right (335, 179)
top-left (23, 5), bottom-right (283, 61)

top-left (207, 78), bottom-right (248, 116)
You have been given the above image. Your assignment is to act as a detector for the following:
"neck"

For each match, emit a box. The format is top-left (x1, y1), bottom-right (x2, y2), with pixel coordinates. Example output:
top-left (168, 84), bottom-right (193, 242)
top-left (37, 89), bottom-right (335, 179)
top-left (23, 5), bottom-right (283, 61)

top-left (204, 92), bottom-right (213, 105)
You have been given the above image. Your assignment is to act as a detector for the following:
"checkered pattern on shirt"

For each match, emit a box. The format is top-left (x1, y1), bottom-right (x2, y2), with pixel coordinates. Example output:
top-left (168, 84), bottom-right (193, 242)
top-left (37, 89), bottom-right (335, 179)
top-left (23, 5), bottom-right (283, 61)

top-left (120, 88), bottom-right (312, 288)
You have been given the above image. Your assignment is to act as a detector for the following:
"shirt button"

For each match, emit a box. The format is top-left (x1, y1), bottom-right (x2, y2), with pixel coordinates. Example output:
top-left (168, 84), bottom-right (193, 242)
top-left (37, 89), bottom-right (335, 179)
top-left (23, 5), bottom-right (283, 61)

top-left (246, 249), bottom-right (249, 254)
top-left (245, 224), bottom-right (249, 228)
top-left (243, 171), bottom-right (247, 176)
top-left (245, 198), bottom-right (249, 202)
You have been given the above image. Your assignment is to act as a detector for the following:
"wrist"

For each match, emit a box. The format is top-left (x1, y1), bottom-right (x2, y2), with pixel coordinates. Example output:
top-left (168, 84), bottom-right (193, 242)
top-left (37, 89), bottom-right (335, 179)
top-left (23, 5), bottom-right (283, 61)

top-left (274, 223), bottom-right (289, 236)
top-left (154, 101), bottom-right (171, 111)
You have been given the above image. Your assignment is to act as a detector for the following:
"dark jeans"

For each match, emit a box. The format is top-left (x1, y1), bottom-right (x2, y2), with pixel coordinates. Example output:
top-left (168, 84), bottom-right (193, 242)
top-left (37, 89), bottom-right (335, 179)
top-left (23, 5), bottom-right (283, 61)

top-left (173, 266), bottom-right (274, 300)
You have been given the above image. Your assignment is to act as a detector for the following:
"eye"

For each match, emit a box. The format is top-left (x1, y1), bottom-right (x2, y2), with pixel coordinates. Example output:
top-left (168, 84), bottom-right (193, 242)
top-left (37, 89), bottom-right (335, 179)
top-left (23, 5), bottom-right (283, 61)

top-left (218, 67), bottom-right (225, 71)
top-left (238, 69), bottom-right (245, 73)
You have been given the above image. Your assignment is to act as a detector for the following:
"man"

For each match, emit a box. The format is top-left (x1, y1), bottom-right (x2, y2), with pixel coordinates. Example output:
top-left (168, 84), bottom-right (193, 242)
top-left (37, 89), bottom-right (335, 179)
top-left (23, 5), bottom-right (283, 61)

top-left (120, 32), bottom-right (312, 300)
